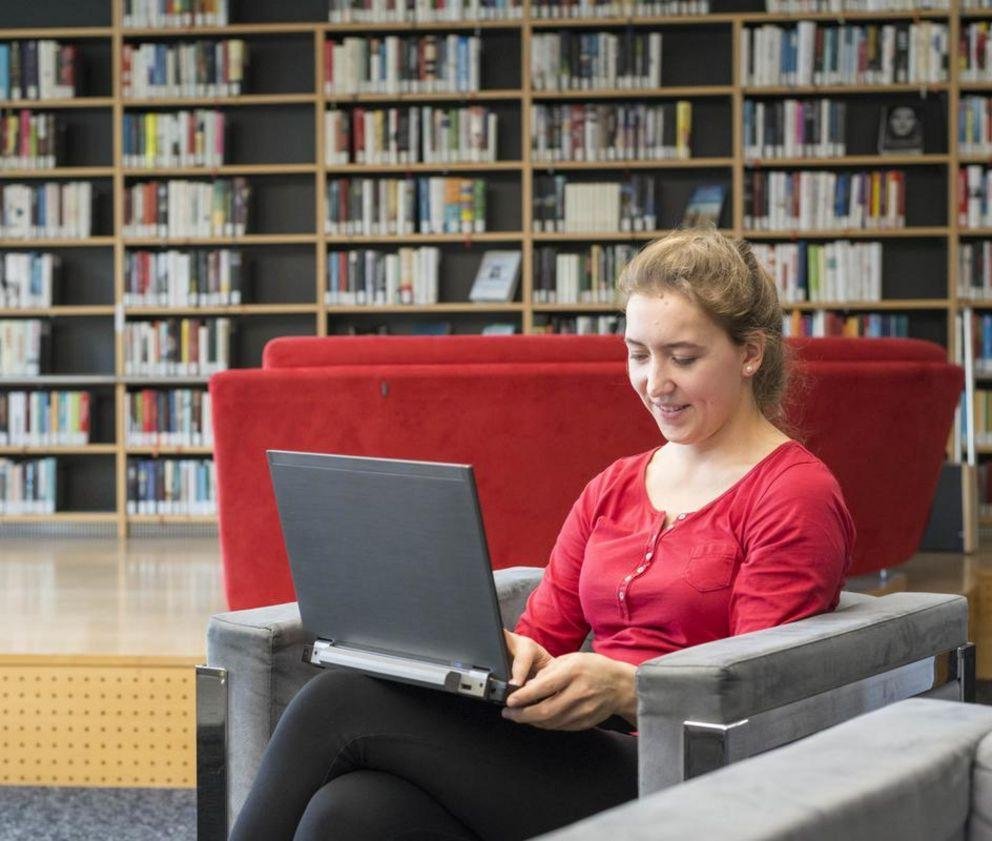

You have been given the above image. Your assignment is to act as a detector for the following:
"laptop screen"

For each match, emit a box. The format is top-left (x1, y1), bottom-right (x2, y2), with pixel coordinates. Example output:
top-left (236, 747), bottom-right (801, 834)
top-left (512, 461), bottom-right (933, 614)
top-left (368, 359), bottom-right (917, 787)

top-left (267, 451), bottom-right (512, 681)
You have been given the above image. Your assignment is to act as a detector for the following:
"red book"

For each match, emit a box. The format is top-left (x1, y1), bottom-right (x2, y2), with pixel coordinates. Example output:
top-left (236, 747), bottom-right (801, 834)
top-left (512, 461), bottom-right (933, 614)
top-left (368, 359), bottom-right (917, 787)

top-left (324, 41), bottom-right (334, 90)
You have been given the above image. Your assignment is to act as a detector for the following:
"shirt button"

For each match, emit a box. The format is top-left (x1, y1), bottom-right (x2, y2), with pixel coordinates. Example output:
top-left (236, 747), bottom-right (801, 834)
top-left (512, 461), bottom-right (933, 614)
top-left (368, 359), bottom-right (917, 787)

top-left (645, 551), bottom-right (653, 560)
top-left (624, 575), bottom-right (632, 582)
top-left (636, 566), bottom-right (646, 573)
top-left (618, 593), bottom-right (625, 601)
top-left (677, 513), bottom-right (687, 520)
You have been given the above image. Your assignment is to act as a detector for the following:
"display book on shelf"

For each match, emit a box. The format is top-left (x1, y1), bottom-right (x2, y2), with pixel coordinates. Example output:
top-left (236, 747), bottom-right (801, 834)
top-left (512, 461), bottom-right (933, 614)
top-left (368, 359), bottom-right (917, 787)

top-left (0, 0), bottom-right (978, 532)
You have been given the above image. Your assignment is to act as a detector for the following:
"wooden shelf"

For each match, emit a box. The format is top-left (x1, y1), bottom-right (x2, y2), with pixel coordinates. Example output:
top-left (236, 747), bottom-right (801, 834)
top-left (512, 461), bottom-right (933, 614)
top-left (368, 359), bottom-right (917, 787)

top-left (535, 157), bottom-right (732, 170)
top-left (744, 228), bottom-right (949, 240)
top-left (0, 512), bottom-right (117, 523)
top-left (0, 166), bottom-right (115, 178)
top-left (122, 234), bottom-right (317, 245)
top-left (0, 445), bottom-right (116, 455)
top-left (324, 89), bottom-right (522, 103)
top-left (122, 93), bottom-right (317, 107)
top-left (0, 2), bottom-right (977, 533)
top-left (0, 97), bottom-right (114, 109)
top-left (325, 161), bottom-right (523, 173)
top-left (124, 304), bottom-right (318, 316)
top-left (531, 85), bottom-right (732, 99)
top-left (0, 306), bottom-right (114, 317)
top-left (742, 83), bottom-right (950, 95)
top-left (324, 232), bottom-right (524, 243)
top-left (123, 164), bottom-right (317, 176)
top-left (325, 303), bottom-right (525, 314)
top-left (743, 154), bottom-right (950, 167)
top-left (125, 445), bottom-right (213, 455)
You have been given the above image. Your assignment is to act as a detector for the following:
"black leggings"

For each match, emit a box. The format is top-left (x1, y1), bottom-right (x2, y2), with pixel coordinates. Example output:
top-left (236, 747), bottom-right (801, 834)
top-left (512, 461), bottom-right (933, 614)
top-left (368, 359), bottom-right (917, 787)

top-left (229, 669), bottom-right (639, 841)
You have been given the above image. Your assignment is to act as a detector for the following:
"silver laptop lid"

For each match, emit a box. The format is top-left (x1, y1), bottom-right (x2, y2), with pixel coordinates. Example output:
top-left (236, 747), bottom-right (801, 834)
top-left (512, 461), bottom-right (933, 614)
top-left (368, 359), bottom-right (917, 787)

top-left (267, 450), bottom-right (512, 683)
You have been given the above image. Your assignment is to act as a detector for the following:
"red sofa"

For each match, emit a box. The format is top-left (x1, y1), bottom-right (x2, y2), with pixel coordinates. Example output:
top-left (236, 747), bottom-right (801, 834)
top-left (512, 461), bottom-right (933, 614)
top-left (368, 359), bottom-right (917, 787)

top-left (210, 334), bottom-right (963, 610)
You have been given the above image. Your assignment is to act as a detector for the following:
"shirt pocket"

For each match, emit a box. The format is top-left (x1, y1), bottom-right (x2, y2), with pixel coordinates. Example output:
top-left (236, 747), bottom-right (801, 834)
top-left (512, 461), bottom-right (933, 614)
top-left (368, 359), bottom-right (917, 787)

top-left (683, 542), bottom-right (740, 593)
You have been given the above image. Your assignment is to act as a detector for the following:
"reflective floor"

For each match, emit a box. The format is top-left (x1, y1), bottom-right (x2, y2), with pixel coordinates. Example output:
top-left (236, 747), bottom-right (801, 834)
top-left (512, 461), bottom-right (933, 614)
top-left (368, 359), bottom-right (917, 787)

top-left (0, 537), bottom-right (225, 657)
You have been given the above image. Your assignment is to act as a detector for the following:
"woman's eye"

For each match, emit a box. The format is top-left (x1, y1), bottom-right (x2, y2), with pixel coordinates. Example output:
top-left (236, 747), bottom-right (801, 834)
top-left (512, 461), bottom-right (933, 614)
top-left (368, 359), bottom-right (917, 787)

top-left (672, 357), bottom-right (697, 367)
top-left (628, 353), bottom-right (648, 363)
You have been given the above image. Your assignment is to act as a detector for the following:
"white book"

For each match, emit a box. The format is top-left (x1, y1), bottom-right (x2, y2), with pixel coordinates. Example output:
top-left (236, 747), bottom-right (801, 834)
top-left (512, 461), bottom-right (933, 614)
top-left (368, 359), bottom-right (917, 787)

top-left (470, 250), bottom-right (521, 302)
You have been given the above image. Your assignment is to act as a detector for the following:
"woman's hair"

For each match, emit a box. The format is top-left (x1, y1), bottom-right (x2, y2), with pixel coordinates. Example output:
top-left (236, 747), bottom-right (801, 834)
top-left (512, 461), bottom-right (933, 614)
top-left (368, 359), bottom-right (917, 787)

top-left (616, 227), bottom-right (792, 425)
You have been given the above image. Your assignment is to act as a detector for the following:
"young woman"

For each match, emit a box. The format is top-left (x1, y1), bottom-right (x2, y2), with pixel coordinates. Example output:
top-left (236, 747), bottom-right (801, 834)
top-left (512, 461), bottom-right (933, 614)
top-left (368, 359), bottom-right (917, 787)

top-left (229, 228), bottom-right (855, 841)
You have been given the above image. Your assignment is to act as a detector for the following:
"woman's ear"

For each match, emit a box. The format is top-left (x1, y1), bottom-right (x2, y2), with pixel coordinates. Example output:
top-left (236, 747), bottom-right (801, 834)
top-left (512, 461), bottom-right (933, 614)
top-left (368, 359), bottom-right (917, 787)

top-left (741, 333), bottom-right (766, 377)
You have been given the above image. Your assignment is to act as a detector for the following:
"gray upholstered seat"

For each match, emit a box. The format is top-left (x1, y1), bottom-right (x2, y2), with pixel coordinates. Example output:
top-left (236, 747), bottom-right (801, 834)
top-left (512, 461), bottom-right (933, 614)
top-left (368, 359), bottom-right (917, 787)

top-left (196, 567), bottom-right (973, 839)
top-left (534, 698), bottom-right (992, 841)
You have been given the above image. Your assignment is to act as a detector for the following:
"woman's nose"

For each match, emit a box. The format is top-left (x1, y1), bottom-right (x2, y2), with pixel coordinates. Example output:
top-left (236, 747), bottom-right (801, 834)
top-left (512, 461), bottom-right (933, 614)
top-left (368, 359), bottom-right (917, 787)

top-left (646, 364), bottom-right (674, 397)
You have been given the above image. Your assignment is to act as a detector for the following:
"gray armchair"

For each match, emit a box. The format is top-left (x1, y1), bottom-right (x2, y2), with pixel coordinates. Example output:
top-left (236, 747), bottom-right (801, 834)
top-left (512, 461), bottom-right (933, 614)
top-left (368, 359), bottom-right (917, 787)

top-left (534, 697), bottom-right (992, 841)
top-left (195, 567), bottom-right (974, 840)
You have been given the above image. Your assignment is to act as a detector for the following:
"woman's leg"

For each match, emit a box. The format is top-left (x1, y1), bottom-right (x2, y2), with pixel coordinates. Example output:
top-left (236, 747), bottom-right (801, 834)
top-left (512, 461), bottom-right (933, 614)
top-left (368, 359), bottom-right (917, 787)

top-left (295, 771), bottom-right (479, 841)
top-left (230, 669), bottom-right (638, 841)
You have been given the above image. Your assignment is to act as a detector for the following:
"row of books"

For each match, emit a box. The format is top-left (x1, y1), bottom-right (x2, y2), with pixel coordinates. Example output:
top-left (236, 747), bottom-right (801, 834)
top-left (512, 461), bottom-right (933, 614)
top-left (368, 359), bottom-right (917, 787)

top-left (123, 249), bottom-right (243, 307)
top-left (0, 182), bottom-right (92, 240)
top-left (960, 23), bottom-right (992, 83)
top-left (532, 243), bottom-right (634, 304)
top-left (535, 314), bottom-right (623, 335)
top-left (123, 0), bottom-right (229, 28)
top-left (740, 22), bottom-right (949, 87)
top-left (530, 31), bottom-right (662, 92)
top-left (744, 169), bottom-right (906, 231)
top-left (959, 242), bottom-right (992, 300)
top-left (0, 320), bottom-right (45, 376)
top-left (325, 176), bottom-right (486, 235)
top-left (782, 310), bottom-right (909, 337)
top-left (121, 40), bottom-right (248, 99)
top-left (325, 106), bottom-right (498, 166)
top-left (532, 175), bottom-right (656, 233)
top-left (0, 457), bottom-right (55, 514)
top-left (766, 1), bottom-right (947, 9)
top-left (959, 166), bottom-right (992, 229)
top-left (0, 42), bottom-right (76, 102)
top-left (531, 0), bottom-right (706, 17)
top-left (971, 389), bottom-right (992, 447)
top-left (0, 111), bottom-right (60, 170)
top-left (125, 388), bottom-right (212, 447)
top-left (531, 101), bottom-right (691, 163)
top-left (742, 99), bottom-right (846, 160)
top-left (125, 457), bottom-right (216, 515)
top-left (961, 96), bottom-right (992, 156)
top-left (122, 110), bottom-right (226, 169)
top-left (324, 35), bottom-right (481, 96)
top-left (0, 252), bottom-right (59, 309)
top-left (122, 317), bottom-right (231, 376)
top-left (328, 0), bottom-right (522, 22)
top-left (752, 240), bottom-right (883, 304)
top-left (121, 178), bottom-right (250, 238)
top-left (971, 314), bottom-right (992, 370)
top-left (0, 391), bottom-right (90, 446)
top-left (326, 246), bottom-right (440, 306)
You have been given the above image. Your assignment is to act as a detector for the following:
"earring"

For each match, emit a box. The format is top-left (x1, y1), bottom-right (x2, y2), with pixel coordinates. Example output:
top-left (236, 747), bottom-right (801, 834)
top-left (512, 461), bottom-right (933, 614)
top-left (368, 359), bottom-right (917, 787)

top-left (744, 365), bottom-right (753, 374)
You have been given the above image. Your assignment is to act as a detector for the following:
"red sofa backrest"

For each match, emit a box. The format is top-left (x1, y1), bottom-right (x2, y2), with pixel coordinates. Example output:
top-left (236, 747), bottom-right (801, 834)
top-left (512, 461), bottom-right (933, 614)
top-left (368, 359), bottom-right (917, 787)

top-left (211, 335), bottom-right (962, 610)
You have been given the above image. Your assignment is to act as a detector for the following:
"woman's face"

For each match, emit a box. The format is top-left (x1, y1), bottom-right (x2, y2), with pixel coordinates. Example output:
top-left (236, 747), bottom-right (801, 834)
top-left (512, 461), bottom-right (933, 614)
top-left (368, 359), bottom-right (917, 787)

top-left (624, 291), bottom-right (757, 447)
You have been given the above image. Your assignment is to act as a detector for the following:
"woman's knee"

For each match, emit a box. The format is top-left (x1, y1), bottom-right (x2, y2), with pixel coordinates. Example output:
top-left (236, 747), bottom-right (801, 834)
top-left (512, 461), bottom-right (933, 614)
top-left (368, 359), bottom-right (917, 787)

top-left (295, 771), bottom-right (476, 841)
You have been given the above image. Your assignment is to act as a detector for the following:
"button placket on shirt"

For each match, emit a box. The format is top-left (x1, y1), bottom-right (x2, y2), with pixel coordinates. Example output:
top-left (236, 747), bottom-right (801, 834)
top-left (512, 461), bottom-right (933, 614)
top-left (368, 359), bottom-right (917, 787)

top-left (617, 514), bottom-right (670, 619)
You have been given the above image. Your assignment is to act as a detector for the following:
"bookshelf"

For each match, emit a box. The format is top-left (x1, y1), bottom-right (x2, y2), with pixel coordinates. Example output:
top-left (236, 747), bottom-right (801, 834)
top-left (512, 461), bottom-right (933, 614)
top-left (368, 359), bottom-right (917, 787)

top-left (0, 0), bottom-right (983, 534)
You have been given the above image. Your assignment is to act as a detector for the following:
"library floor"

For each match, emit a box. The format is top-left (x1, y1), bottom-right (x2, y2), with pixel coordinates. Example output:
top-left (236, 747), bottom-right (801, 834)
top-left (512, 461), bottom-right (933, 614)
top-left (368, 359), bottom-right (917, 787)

top-left (0, 535), bottom-right (990, 793)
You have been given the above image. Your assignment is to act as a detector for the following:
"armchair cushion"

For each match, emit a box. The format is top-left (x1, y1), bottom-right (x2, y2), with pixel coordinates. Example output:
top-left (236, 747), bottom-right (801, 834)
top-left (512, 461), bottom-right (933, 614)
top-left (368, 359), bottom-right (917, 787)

top-left (535, 699), bottom-right (992, 841)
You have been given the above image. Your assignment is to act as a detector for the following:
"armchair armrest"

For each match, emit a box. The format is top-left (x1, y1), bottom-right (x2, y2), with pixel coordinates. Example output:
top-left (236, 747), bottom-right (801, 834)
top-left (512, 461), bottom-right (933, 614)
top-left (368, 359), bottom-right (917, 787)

top-left (635, 591), bottom-right (971, 795)
top-left (201, 566), bottom-right (545, 829)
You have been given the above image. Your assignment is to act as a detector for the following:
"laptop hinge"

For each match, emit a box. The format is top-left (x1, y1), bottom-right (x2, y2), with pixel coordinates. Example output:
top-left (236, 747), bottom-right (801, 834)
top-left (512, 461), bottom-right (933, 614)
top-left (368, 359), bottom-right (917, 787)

top-left (310, 639), bottom-right (493, 699)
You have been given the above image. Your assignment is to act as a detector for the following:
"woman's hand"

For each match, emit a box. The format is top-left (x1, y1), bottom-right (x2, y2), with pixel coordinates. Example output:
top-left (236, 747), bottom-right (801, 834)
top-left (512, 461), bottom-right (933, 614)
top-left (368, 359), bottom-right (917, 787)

top-left (503, 629), bottom-right (554, 687)
top-left (501, 647), bottom-right (637, 732)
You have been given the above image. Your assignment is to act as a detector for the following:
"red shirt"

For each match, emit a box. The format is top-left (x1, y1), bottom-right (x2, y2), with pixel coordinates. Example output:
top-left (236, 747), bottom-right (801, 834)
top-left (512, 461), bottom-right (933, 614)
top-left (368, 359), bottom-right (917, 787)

top-left (515, 441), bottom-right (855, 666)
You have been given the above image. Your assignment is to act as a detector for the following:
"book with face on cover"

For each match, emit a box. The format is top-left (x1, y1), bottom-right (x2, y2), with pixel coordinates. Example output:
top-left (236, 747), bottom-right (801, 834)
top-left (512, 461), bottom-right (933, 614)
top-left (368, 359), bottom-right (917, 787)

top-left (469, 250), bottom-right (522, 302)
top-left (681, 184), bottom-right (727, 228)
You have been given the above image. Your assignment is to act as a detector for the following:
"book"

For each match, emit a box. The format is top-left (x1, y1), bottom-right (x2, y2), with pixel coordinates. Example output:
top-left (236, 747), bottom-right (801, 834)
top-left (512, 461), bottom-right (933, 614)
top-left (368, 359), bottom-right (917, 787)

top-left (681, 184), bottom-right (726, 228)
top-left (877, 104), bottom-right (924, 155)
top-left (469, 250), bottom-right (521, 302)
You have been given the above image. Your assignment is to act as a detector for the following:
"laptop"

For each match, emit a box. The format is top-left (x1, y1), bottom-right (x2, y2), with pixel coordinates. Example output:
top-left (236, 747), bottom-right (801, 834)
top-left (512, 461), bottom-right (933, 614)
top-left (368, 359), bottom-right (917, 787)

top-left (267, 450), bottom-right (516, 704)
